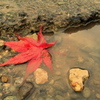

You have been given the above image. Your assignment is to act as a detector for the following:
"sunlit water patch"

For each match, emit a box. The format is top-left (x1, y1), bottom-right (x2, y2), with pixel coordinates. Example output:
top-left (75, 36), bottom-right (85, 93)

top-left (41, 24), bottom-right (100, 100)
top-left (1, 24), bottom-right (100, 100)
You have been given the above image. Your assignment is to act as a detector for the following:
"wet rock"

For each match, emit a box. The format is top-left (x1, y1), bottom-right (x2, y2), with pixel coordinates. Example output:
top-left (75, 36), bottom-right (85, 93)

top-left (82, 87), bottom-right (91, 98)
top-left (69, 68), bottom-right (89, 91)
top-left (3, 96), bottom-right (17, 100)
top-left (0, 0), bottom-right (99, 36)
top-left (18, 82), bottom-right (35, 100)
top-left (34, 68), bottom-right (48, 84)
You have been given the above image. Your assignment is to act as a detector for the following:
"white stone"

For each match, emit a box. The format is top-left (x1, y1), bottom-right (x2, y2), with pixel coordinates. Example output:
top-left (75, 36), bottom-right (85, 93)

top-left (34, 68), bottom-right (48, 84)
top-left (69, 68), bottom-right (89, 91)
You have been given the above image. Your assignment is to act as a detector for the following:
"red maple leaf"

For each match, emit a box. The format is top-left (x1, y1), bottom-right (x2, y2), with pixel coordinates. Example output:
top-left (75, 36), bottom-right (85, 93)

top-left (0, 26), bottom-right (56, 82)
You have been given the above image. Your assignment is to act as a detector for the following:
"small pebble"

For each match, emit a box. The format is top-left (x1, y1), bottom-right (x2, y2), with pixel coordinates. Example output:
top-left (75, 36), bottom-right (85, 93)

top-left (49, 80), bottom-right (54, 84)
top-left (55, 95), bottom-right (64, 100)
top-left (96, 94), bottom-right (100, 99)
top-left (82, 87), bottom-right (91, 98)
top-left (0, 75), bottom-right (9, 82)
top-left (3, 83), bottom-right (10, 87)
top-left (2, 83), bottom-right (11, 94)
top-left (18, 81), bottom-right (35, 100)
top-left (34, 68), bottom-right (48, 84)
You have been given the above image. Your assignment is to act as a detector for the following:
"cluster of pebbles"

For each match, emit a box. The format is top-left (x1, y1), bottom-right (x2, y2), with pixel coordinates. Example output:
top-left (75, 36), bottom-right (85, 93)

top-left (0, 37), bottom-right (99, 100)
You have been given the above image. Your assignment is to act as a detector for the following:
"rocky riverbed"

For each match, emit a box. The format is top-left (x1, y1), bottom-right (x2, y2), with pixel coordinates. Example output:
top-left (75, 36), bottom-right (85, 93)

top-left (0, 23), bottom-right (100, 100)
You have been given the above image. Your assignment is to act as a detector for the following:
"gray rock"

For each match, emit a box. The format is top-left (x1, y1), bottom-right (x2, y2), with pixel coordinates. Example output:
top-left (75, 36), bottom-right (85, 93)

top-left (18, 82), bottom-right (35, 100)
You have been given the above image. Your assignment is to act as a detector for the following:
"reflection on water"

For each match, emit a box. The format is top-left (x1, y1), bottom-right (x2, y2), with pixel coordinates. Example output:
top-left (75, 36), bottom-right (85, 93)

top-left (39, 24), bottom-right (100, 100)
top-left (64, 22), bottom-right (100, 34)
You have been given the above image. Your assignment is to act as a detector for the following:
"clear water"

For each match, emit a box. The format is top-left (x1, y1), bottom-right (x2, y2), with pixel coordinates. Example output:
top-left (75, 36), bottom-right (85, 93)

top-left (35, 23), bottom-right (100, 100)
top-left (1, 23), bottom-right (100, 100)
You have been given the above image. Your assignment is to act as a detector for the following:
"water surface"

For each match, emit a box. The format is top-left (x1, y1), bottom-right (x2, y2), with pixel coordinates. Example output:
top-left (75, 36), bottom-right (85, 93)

top-left (41, 24), bottom-right (100, 100)
top-left (2, 24), bottom-right (100, 100)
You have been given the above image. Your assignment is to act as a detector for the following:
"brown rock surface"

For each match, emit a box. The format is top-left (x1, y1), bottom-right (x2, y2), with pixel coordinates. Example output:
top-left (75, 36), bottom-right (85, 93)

top-left (69, 68), bottom-right (89, 91)
top-left (34, 68), bottom-right (48, 84)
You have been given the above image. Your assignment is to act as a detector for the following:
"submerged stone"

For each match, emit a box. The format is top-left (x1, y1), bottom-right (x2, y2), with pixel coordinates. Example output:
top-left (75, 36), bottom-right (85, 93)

top-left (0, 75), bottom-right (9, 83)
top-left (34, 68), bottom-right (48, 84)
top-left (82, 87), bottom-right (91, 98)
top-left (18, 82), bottom-right (35, 100)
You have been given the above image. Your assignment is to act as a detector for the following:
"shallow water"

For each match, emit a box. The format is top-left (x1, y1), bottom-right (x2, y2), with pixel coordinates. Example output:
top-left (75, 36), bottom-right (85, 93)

top-left (39, 24), bottom-right (100, 100)
top-left (1, 23), bottom-right (100, 100)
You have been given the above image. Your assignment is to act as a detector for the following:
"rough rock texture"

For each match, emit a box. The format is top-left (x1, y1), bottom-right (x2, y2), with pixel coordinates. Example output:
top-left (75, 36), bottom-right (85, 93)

top-left (34, 68), bottom-right (48, 84)
top-left (0, 0), bottom-right (100, 40)
top-left (69, 68), bottom-right (89, 91)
